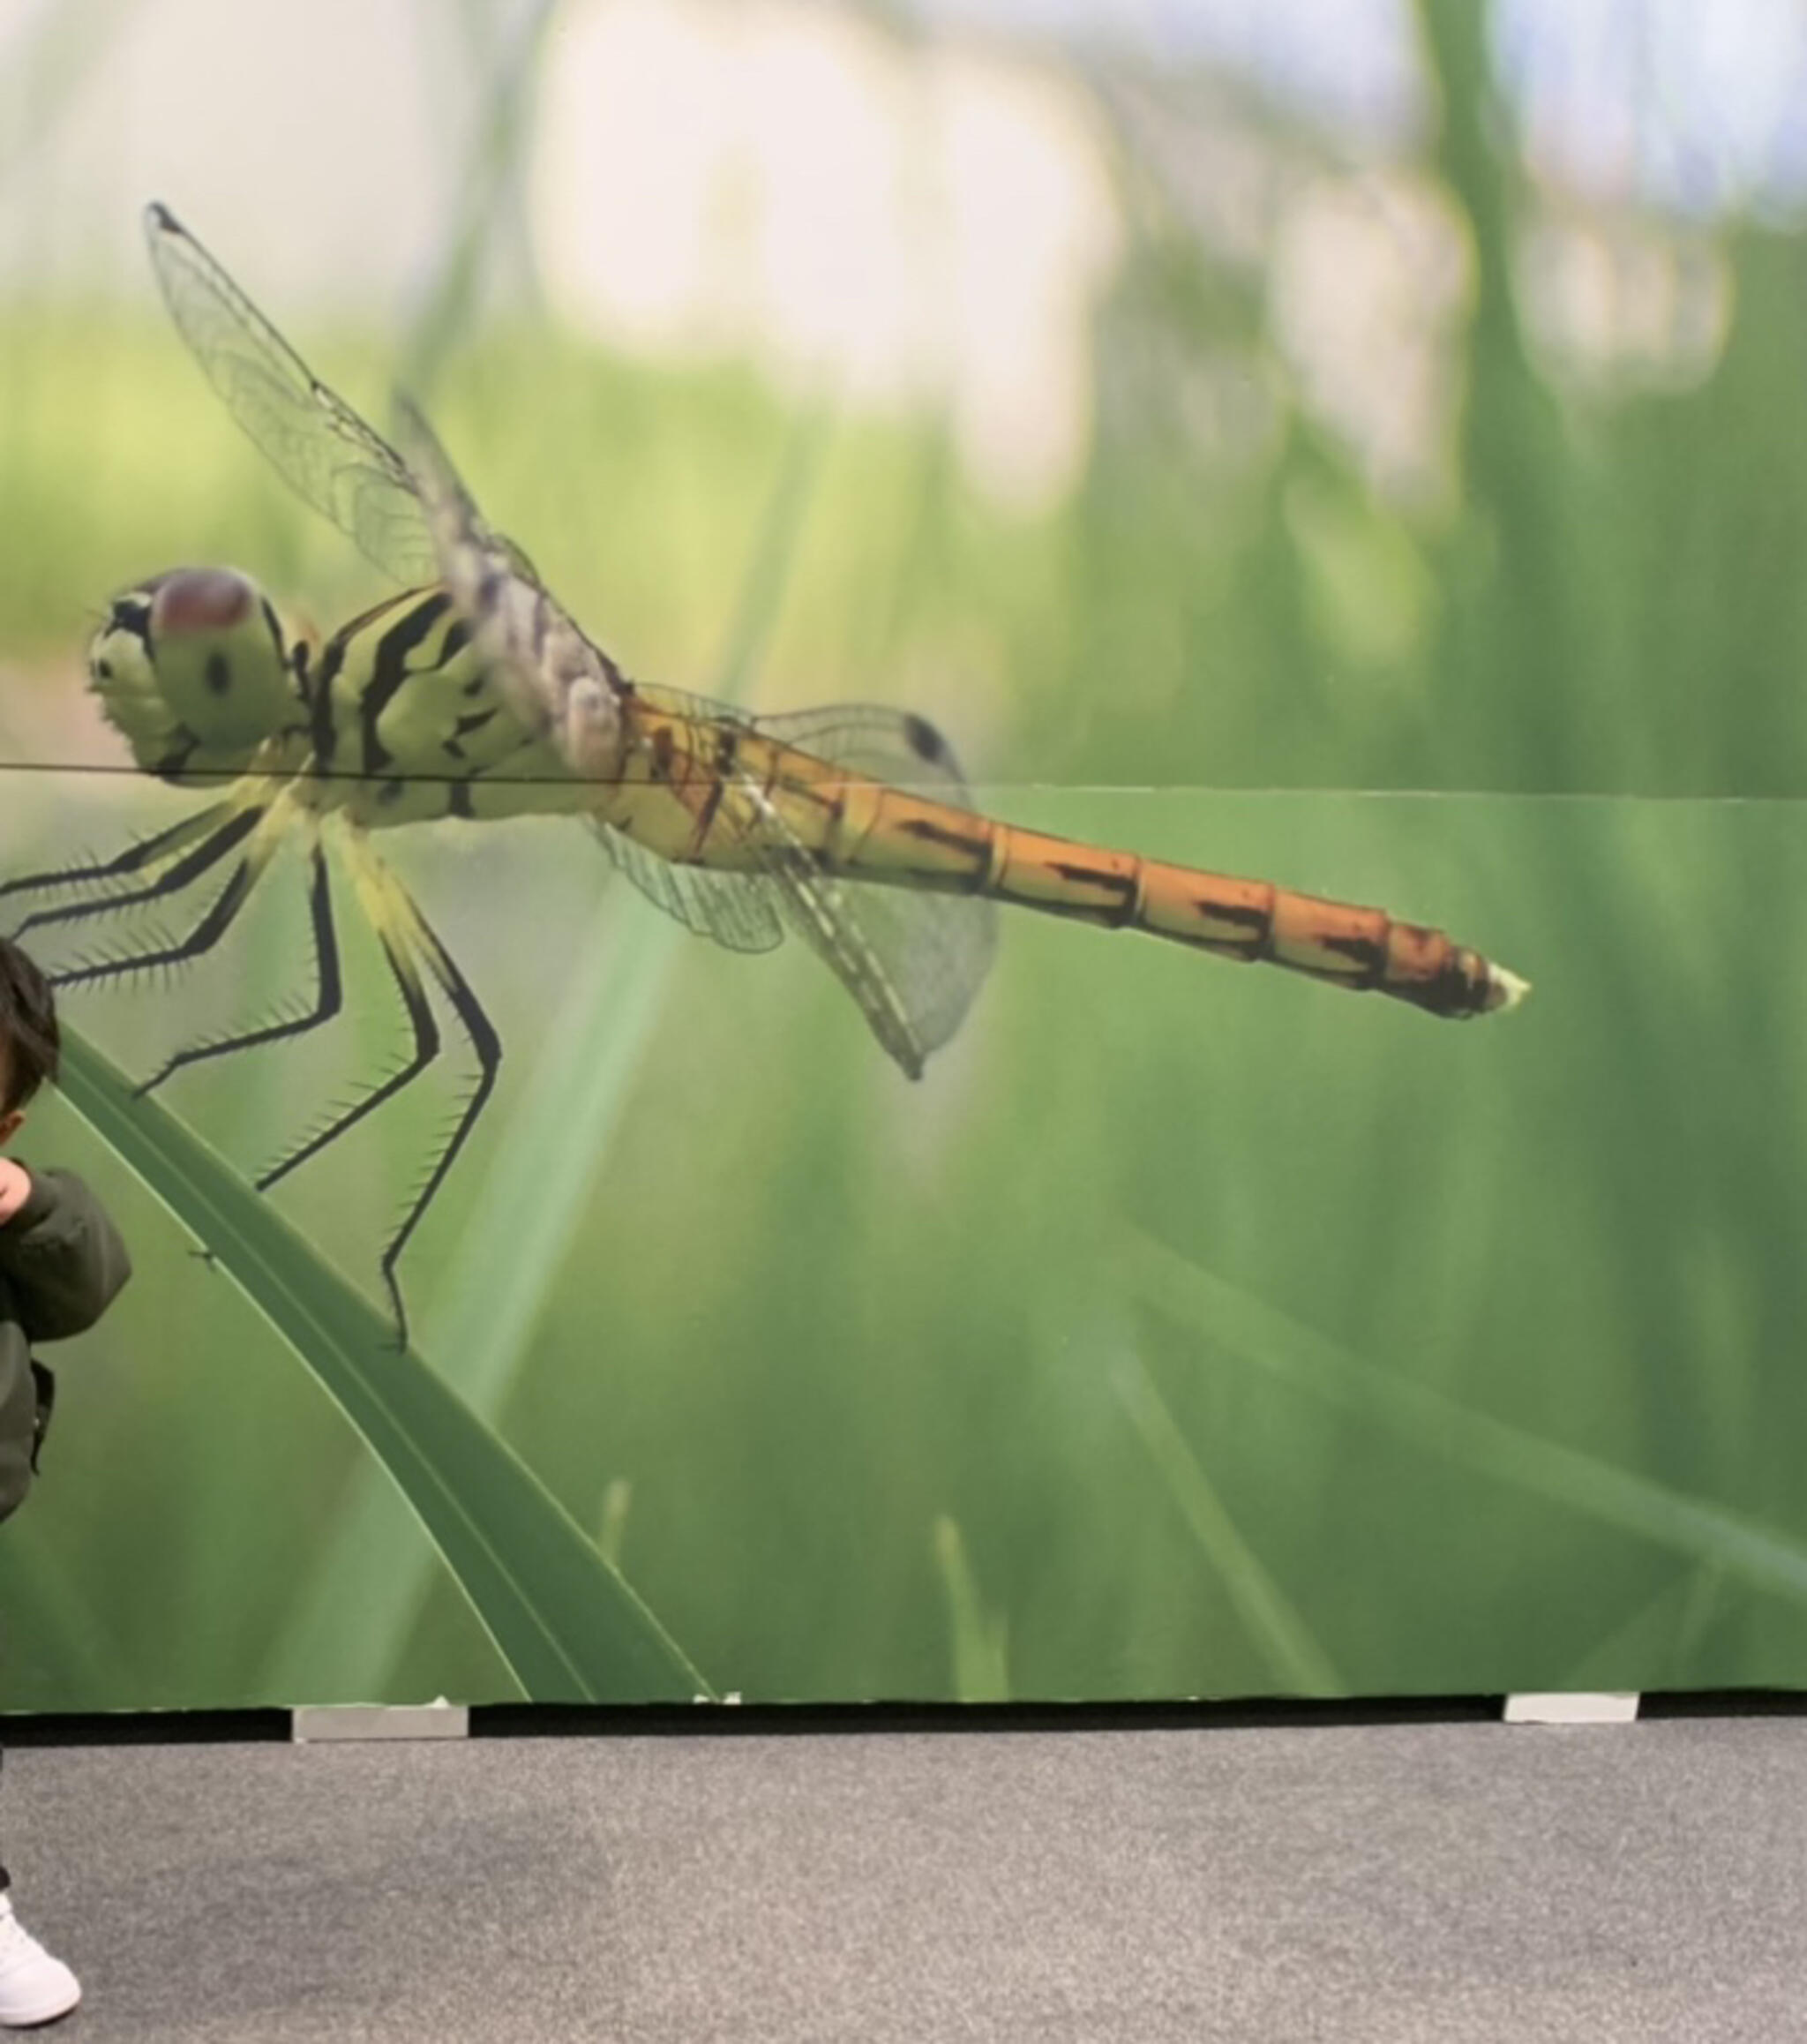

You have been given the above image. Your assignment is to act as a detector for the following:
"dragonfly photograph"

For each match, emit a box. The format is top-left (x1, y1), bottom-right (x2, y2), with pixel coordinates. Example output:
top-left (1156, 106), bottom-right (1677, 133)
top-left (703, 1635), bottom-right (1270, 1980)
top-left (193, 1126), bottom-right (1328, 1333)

top-left (4, 206), bottom-right (1525, 1342)
top-left (4, 0), bottom-right (1804, 1722)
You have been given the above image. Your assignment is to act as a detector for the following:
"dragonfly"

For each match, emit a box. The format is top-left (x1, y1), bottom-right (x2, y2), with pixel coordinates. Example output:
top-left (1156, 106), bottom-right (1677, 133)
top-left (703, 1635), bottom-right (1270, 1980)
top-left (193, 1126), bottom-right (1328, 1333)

top-left (3, 204), bottom-right (1526, 1341)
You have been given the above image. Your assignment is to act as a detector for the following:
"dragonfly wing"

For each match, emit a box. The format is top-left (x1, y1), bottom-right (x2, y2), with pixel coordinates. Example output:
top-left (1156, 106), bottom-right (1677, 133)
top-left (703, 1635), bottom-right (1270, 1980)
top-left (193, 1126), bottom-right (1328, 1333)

top-left (394, 396), bottom-right (629, 783)
top-left (588, 822), bottom-right (784, 953)
top-left (632, 688), bottom-right (997, 1074)
top-left (755, 701), bottom-right (998, 1059)
top-left (144, 203), bottom-right (441, 588)
top-left (726, 803), bottom-right (933, 1076)
top-left (394, 387), bottom-right (994, 1070)
top-left (760, 707), bottom-right (993, 1071)
top-left (629, 686), bottom-right (984, 797)
top-left (778, 858), bottom-right (995, 1068)
top-left (754, 703), bottom-right (974, 792)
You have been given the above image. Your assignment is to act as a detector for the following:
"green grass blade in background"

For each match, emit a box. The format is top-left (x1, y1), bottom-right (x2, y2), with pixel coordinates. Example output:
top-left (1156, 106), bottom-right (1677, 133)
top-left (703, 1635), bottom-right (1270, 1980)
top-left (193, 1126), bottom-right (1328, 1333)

top-left (1556, 1565), bottom-right (1713, 1692)
top-left (0, 0), bottom-right (139, 187)
top-left (1113, 1344), bottom-right (1345, 1695)
top-left (255, 890), bottom-right (686, 1701)
top-left (933, 1515), bottom-right (1010, 1702)
top-left (1116, 1228), bottom-right (1807, 1608)
top-left (55, 1030), bottom-right (712, 1702)
top-left (709, 401), bottom-right (836, 703)
top-left (258, 394), bottom-right (836, 1700)
top-left (402, 0), bottom-right (562, 396)
top-left (597, 1477), bottom-right (634, 1570)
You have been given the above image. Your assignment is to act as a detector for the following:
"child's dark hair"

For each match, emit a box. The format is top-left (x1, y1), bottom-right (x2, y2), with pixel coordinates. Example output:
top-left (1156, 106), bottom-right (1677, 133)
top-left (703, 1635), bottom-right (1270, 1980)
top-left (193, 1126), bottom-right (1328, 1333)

top-left (0, 938), bottom-right (59, 1114)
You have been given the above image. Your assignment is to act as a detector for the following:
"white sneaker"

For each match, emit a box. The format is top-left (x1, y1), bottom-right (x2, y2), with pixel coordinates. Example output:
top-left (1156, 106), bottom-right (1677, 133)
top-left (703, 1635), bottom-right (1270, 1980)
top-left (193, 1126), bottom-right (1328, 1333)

top-left (0, 1896), bottom-right (79, 2027)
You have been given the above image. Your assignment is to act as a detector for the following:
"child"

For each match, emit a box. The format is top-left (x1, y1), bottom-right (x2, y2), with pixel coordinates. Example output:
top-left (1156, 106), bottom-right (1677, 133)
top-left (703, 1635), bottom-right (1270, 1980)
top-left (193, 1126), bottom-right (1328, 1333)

top-left (0, 936), bottom-right (131, 2026)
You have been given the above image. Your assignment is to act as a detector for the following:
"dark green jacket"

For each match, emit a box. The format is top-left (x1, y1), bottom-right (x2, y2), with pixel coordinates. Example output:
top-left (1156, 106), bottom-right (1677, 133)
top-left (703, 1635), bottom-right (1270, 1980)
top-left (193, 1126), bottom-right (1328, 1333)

top-left (0, 1168), bottom-right (131, 1522)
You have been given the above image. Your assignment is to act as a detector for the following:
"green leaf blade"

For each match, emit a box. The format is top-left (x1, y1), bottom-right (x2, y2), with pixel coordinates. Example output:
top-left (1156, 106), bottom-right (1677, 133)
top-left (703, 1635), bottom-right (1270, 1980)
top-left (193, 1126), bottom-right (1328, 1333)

top-left (56, 1030), bottom-right (711, 1704)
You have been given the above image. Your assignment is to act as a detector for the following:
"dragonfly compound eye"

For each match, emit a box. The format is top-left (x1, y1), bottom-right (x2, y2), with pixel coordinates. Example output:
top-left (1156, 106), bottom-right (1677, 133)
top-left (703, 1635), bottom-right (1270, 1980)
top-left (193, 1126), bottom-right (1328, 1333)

top-left (146, 567), bottom-right (300, 753)
top-left (86, 567), bottom-right (302, 785)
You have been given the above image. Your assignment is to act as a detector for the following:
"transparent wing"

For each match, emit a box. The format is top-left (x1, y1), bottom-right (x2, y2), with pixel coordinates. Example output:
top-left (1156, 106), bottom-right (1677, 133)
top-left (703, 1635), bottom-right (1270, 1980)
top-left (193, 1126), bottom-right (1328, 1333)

top-left (588, 823), bottom-right (786, 953)
top-left (754, 703), bottom-right (978, 794)
top-left (777, 848), bottom-right (995, 1071)
top-left (395, 396), bottom-right (619, 778)
top-left (395, 364), bottom-right (995, 1073)
top-left (394, 397), bottom-right (789, 951)
top-left (633, 687), bottom-right (999, 1073)
top-left (756, 703), bottom-right (998, 1065)
top-left (145, 202), bottom-right (440, 587)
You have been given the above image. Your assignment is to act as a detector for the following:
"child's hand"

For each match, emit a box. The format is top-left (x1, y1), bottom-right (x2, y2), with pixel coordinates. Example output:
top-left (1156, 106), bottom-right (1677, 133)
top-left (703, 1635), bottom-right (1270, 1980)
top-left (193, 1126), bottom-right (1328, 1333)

top-left (0, 1158), bottom-right (33, 1226)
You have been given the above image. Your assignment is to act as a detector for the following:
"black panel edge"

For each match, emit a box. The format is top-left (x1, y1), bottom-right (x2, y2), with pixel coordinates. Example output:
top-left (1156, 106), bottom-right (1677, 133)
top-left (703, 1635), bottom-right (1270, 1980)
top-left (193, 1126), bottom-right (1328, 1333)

top-left (1637, 1688), bottom-right (1807, 1718)
top-left (0, 1690), bottom-right (1800, 1747)
top-left (1, 1710), bottom-right (290, 1747)
top-left (469, 1696), bottom-right (1508, 1737)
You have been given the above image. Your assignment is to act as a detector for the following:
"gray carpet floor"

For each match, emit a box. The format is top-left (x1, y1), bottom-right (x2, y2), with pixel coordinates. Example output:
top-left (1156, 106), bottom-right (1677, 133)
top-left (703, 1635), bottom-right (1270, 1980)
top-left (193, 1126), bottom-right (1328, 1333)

top-left (0, 1717), bottom-right (1801, 2040)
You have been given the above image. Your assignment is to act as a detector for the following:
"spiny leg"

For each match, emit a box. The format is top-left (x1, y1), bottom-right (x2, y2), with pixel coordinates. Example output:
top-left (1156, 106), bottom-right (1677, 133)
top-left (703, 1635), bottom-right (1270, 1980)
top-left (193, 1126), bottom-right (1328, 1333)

top-left (253, 911), bottom-right (440, 1206)
top-left (362, 860), bottom-right (501, 1344)
top-left (0, 802), bottom-right (241, 923)
top-left (137, 839), bottom-right (343, 1094)
top-left (11, 806), bottom-right (266, 963)
top-left (255, 835), bottom-right (500, 1346)
top-left (40, 803), bottom-right (289, 997)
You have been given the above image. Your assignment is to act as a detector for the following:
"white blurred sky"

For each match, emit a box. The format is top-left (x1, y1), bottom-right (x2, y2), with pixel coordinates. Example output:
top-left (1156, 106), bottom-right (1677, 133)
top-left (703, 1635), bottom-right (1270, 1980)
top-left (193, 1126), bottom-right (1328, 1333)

top-left (4, 0), bottom-right (1805, 278)
top-left (535, 1), bottom-right (1120, 504)
top-left (0, 0), bottom-right (1803, 510)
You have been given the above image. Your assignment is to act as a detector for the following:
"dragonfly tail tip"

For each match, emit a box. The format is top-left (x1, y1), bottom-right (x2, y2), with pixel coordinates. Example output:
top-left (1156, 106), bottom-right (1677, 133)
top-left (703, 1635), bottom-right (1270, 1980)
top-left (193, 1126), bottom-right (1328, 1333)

top-left (1488, 964), bottom-right (1531, 1013)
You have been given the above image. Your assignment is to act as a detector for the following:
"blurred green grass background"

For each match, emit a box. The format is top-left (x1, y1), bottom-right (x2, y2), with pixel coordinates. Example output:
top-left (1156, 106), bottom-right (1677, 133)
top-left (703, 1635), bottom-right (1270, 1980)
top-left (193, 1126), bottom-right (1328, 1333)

top-left (4, 0), bottom-right (1807, 1708)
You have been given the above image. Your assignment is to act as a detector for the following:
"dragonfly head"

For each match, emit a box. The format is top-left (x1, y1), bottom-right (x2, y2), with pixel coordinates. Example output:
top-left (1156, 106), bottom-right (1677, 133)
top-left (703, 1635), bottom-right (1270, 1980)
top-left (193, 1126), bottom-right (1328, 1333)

top-left (87, 567), bottom-right (304, 785)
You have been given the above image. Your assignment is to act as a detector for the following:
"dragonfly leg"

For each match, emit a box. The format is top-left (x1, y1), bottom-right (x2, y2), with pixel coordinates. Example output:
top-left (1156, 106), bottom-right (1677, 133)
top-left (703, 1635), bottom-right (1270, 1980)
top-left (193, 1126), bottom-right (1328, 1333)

top-left (254, 835), bottom-right (499, 1348)
top-left (370, 874), bottom-right (500, 1345)
top-left (0, 801), bottom-right (244, 928)
top-left (31, 804), bottom-right (280, 991)
top-left (253, 895), bottom-right (438, 1191)
top-left (138, 841), bottom-right (343, 1093)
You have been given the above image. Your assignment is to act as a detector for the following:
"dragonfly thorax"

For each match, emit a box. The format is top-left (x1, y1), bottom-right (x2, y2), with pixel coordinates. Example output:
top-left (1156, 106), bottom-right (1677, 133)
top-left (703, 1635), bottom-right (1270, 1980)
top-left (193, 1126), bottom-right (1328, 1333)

top-left (88, 567), bottom-right (304, 786)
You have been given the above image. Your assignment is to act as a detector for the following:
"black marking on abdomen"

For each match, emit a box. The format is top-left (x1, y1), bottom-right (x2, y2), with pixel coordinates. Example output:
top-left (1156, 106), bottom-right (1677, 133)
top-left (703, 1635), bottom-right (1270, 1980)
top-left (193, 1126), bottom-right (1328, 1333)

top-left (693, 725), bottom-right (738, 842)
top-left (205, 650), bottom-right (231, 696)
top-left (1050, 858), bottom-right (1132, 893)
top-left (899, 815), bottom-right (991, 860)
top-left (1319, 932), bottom-right (1383, 970)
top-left (1196, 897), bottom-right (1268, 934)
top-left (447, 781), bottom-right (475, 820)
top-left (694, 778), bottom-right (727, 845)
top-left (1049, 859), bottom-right (1140, 927)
